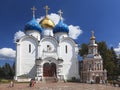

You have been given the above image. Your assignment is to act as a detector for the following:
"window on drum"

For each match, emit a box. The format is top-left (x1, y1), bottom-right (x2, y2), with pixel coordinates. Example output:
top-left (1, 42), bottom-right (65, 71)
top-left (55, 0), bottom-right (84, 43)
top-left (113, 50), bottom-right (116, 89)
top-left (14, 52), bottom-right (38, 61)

top-left (29, 44), bottom-right (31, 53)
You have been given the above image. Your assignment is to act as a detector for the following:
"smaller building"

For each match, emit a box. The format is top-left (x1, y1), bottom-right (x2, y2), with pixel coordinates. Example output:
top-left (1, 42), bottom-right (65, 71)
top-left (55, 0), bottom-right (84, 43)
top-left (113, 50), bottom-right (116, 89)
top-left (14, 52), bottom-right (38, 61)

top-left (80, 31), bottom-right (107, 83)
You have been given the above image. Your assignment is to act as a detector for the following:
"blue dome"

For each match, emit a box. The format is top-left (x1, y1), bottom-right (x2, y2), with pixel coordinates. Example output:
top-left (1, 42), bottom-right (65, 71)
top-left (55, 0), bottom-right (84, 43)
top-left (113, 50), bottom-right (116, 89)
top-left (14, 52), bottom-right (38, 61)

top-left (24, 17), bottom-right (42, 32)
top-left (53, 20), bottom-right (69, 33)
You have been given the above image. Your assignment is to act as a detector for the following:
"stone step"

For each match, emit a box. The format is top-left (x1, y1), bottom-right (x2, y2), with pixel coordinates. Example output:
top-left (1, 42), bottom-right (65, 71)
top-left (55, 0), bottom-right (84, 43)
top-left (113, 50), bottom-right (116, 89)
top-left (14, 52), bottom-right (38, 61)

top-left (43, 77), bottom-right (58, 83)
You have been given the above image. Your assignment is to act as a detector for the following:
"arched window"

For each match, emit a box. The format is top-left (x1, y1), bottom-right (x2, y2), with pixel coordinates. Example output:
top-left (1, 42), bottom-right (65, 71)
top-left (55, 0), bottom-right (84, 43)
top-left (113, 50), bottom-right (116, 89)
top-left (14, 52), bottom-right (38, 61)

top-left (47, 45), bottom-right (51, 52)
top-left (65, 45), bottom-right (68, 53)
top-left (29, 44), bottom-right (31, 53)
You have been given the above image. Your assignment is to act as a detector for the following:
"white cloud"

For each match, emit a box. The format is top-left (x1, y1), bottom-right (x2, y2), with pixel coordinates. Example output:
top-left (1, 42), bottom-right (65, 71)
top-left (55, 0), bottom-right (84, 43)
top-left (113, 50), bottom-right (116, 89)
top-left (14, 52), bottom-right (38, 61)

top-left (48, 13), bottom-right (61, 25)
top-left (0, 48), bottom-right (16, 60)
top-left (114, 43), bottom-right (120, 54)
top-left (69, 25), bottom-right (82, 39)
top-left (37, 13), bottom-right (82, 39)
top-left (14, 30), bottom-right (25, 42)
top-left (37, 13), bottom-right (62, 25)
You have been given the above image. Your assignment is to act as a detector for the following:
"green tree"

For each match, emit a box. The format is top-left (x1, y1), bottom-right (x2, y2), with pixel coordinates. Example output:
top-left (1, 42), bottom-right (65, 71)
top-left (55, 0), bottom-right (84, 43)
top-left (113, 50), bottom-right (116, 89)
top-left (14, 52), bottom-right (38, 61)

top-left (79, 43), bottom-right (88, 57)
top-left (1, 63), bottom-right (15, 79)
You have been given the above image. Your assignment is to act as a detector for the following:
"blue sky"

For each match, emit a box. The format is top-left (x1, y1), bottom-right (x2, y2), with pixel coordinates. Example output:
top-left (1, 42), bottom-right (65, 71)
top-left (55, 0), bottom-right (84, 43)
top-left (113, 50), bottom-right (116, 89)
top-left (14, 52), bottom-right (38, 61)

top-left (0, 0), bottom-right (120, 65)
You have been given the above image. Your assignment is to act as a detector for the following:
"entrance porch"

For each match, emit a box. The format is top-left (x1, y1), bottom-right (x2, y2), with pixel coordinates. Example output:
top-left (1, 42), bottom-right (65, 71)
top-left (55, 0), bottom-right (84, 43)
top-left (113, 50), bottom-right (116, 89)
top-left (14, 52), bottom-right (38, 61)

top-left (35, 57), bottom-right (63, 82)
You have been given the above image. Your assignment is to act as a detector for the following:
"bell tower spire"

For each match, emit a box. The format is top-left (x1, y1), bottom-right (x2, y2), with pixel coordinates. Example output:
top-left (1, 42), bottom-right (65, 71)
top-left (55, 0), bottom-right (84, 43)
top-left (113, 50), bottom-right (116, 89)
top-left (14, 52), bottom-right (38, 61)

top-left (88, 31), bottom-right (98, 55)
top-left (90, 31), bottom-right (95, 40)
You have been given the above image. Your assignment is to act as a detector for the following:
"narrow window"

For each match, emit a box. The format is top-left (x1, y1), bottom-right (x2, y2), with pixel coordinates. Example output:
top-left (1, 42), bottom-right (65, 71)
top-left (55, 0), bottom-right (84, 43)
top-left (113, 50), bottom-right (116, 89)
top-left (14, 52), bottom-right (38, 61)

top-left (47, 45), bottom-right (50, 51)
top-left (29, 44), bottom-right (31, 53)
top-left (65, 45), bottom-right (67, 53)
top-left (47, 45), bottom-right (51, 51)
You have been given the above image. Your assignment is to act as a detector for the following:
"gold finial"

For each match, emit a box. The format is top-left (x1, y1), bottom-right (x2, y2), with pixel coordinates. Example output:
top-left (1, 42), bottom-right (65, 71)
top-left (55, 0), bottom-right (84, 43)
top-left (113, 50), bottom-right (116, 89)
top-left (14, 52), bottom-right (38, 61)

top-left (44, 5), bottom-right (50, 16)
top-left (31, 6), bottom-right (37, 18)
top-left (58, 9), bottom-right (63, 19)
top-left (91, 30), bottom-right (95, 40)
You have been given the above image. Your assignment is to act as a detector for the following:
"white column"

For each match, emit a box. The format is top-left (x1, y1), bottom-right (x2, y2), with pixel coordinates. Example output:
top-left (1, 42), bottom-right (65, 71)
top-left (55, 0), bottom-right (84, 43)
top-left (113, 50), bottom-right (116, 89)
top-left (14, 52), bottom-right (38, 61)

top-left (57, 45), bottom-right (61, 58)
top-left (15, 43), bottom-right (21, 77)
top-left (37, 44), bottom-right (40, 58)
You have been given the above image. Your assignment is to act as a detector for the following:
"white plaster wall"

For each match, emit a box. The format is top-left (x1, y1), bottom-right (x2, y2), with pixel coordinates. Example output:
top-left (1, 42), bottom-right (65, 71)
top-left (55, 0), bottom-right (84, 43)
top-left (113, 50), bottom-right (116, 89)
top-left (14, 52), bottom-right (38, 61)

top-left (39, 38), bottom-right (58, 59)
top-left (59, 42), bottom-right (73, 61)
top-left (16, 43), bottom-right (21, 77)
top-left (25, 30), bottom-right (41, 41)
top-left (19, 37), bottom-right (38, 78)
top-left (59, 39), bottom-right (79, 80)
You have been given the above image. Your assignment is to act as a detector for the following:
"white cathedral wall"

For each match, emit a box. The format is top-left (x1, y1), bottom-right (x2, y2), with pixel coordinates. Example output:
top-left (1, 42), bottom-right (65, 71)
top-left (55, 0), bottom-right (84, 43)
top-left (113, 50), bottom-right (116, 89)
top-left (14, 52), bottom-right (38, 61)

top-left (59, 41), bottom-right (79, 80)
top-left (18, 37), bottom-right (38, 78)
top-left (16, 34), bottom-right (80, 80)
top-left (39, 38), bottom-right (58, 59)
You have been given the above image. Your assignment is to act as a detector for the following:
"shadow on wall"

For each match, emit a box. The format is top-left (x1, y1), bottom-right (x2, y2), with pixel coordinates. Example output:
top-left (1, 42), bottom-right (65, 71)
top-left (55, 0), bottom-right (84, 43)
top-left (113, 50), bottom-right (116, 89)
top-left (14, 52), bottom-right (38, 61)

top-left (28, 65), bottom-right (36, 78)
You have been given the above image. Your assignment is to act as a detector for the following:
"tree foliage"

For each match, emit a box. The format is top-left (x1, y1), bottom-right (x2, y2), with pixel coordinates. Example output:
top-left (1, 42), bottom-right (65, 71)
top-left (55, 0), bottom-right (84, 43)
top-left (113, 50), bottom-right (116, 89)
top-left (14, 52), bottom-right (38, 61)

top-left (0, 63), bottom-right (15, 79)
top-left (79, 43), bottom-right (88, 56)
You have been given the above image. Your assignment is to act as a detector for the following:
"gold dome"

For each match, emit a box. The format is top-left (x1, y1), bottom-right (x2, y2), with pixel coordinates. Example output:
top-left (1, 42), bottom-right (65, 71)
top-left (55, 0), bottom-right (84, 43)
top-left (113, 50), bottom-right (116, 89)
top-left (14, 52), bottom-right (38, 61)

top-left (40, 16), bottom-right (55, 29)
top-left (90, 36), bottom-right (95, 40)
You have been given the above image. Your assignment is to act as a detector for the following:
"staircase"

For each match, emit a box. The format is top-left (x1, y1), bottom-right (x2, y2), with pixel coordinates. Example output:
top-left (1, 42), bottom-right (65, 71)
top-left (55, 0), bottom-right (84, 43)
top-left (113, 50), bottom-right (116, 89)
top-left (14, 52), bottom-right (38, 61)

top-left (43, 77), bottom-right (58, 83)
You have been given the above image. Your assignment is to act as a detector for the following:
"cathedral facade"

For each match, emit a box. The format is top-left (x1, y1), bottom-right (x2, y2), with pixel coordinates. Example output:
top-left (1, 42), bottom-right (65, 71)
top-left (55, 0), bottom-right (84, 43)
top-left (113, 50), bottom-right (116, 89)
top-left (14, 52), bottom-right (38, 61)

top-left (80, 31), bottom-right (107, 83)
top-left (15, 6), bottom-right (80, 82)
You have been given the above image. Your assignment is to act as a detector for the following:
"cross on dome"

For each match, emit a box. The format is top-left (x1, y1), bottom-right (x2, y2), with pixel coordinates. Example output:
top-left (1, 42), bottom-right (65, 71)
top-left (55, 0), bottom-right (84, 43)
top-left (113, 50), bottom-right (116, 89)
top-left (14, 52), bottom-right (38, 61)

top-left (92, 30), bottom-right (94, 37)
top-left (58, 9), bottom-right (63, 19)
top-left (44, 5), bottom-right (50, 16)
top-left (31, 6), bottom-right (37, 18)
top-left (91, 30), bottom-right (96, 40)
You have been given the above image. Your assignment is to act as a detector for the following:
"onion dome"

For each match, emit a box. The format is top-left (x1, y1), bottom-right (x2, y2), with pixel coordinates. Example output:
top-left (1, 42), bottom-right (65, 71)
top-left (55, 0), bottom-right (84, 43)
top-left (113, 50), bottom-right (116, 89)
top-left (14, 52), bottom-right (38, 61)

top-left (24, 17), bottom-right (42, 32)
top-left (40, 16), bottom-right (55, 29)
top-left (24, 6), bottom-right (42, 32)
top-left (53, 19), bottom-right (69, 33)
top-left (53, 10), bottom-right (69, 33)
top-left (39, 5), bottom-right (55, 29)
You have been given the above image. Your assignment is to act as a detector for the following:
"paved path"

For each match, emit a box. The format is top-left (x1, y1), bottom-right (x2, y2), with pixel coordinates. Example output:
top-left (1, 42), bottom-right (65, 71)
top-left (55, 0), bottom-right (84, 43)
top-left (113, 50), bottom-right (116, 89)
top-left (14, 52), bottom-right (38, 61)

top-left (0, 82), bottom-right (120, 90)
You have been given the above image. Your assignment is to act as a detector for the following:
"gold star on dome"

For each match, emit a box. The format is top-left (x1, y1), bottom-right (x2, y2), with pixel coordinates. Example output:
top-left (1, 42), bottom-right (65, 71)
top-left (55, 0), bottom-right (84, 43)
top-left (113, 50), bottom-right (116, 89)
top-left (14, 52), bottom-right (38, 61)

top-left (31, 6), bottom-right (37, 18)
top-left (44, 5), bottom-right (50, 16)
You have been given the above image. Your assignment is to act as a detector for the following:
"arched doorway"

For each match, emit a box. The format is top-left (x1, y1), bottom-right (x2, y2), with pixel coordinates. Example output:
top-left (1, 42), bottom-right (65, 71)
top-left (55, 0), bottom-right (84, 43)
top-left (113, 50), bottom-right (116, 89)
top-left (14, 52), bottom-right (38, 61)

top-left (43, 62), bottom-right (56, 77)
top-left (95, 76), bottom-right (100, 83)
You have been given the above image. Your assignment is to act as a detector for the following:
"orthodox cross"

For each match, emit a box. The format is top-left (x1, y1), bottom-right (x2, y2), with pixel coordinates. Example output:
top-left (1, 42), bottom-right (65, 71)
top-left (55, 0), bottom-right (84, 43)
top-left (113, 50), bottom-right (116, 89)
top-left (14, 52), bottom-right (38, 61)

top-left (91, 30), bottom-right (95, 37)
top-left (31, 6), bottom-right (37, 18)
top-left (58, 10), bottom-right (63, 19)
top-left (44, 5), bottom-right (50, 16)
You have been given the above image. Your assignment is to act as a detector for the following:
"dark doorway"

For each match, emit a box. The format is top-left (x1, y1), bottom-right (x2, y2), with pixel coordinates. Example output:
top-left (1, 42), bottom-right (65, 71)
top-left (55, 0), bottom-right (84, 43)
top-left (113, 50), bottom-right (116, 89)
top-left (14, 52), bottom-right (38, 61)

top-left (43, 62), bottom-right (56, 77)
top-left (95, 76), bottom-right (100, 83)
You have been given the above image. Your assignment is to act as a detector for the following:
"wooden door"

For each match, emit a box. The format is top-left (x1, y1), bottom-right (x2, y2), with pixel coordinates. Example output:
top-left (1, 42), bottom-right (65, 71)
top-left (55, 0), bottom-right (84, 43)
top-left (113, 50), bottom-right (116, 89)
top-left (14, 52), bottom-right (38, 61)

top-left (43, 63), bottom-right (56, 77)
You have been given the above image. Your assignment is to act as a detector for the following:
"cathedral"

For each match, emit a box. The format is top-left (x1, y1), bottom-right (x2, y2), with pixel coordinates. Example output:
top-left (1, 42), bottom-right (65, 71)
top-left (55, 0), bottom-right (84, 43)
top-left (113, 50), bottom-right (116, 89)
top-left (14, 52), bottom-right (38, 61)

top-left (80, 31), bottom-right (107, 83)
top-left (15, 6), bottom-right (80, 82)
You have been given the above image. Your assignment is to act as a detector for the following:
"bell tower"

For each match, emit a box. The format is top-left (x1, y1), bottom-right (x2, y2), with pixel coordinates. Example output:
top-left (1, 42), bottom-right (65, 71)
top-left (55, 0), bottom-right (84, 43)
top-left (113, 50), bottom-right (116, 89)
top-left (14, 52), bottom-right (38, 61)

top-left (88, 31), bottom-right (98, 55)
